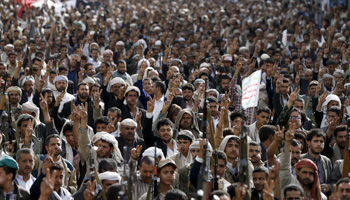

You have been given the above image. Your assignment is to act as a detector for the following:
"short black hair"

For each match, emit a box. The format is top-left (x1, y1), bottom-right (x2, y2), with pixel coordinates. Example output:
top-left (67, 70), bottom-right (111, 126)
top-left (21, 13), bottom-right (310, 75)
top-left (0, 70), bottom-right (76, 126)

top-left (107, 184), bottom-right (126, 200)
top-left (154, 81), bottom-right (166, 94)
top-left (165, 189), bottom-right (188, 200)
top-left (83, 62), bottom-right (94, 70)
top-left (306, 128), bottom-right (326, 141)
top-left (291, 139), bottom-right (302, 149)
top-left (58, 65), bottom-right (68, 72)
top-left (230, 110), bottom-right (247, 122)
top-left (334, 125), bottom-right (348, 138)
top-left (209, 190), bottom-right (230, 200)
top-left (62, 121), bottom-right (74, 135)
top-left (157, 118), bottom-right (173, 131)
top-left (223, 128), bottom-right (234, 137)
top-left (283, 184), bottom-right (304, 198)
top-left (259, 125), bottom-right (276, 142)
top-left (98, 158), bottom-right (117, 173)
top-left (181, 83), bottom-right (195, 92)
top-left (77, 82), bottom-right (89, 91)
top-left (336, 178), bottom-right (350, 187)
top-left (95, 116), bottom-right (110, 127)
top-left (140, 156), bottom-right (155, 166)
top-left (211, 150), bottom-right (227, 165)
top-left (50, 162), bottom-right (63, 173)
top-left (207, 97), bottom-right (218, 104)
top-left (107, 107), bottom-right (122, 119)
top-left (328, 106), bottom-right (341, 116)
top-left (45, 134), bottom-right (61, 147)
top-left (257, 107), bottom-right (271, 115)
top-left (253, 165), bottom-right (269, 178)
top-left (0, 165), bottom-right (17, 180)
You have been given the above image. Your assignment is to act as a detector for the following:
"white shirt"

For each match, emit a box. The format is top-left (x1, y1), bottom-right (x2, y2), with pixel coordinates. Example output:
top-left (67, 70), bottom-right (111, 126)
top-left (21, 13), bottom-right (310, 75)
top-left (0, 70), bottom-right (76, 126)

top-left (166, 140), bottom-right (178, 158)
top-left (88, 57), bottom-right (101, 69)
top-left (15, 174), bottom-right (36, 191)
top-left (53, 91), bottom-right (75, 113)
top-left (153, 95), bottom-right (165, 123)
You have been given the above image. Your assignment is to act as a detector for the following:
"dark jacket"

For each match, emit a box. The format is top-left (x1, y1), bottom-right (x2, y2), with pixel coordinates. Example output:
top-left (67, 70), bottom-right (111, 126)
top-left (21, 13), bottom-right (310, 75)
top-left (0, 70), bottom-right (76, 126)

top-left (143, 116), bottom-right (168, 157)
top-left (60, 96), bottom-right (95, 128)
top-left (115, 97), bottom-right (146, 127)
top-left (100, 83), bottom-right (118, 115)
top-left (0, 182), bottom-right (30, 200)
top-left (116, 135), bottom-right (146, 161)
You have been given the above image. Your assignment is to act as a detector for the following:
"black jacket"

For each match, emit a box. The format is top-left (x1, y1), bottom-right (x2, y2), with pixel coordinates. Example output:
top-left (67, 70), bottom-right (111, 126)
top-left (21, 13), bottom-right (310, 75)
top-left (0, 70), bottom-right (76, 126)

top-left (143, 116), bottom-right (169, 157)
top-left (60, 96), bottom-right (95, 128)
top-left (116, 135), bottom-right (146, 161)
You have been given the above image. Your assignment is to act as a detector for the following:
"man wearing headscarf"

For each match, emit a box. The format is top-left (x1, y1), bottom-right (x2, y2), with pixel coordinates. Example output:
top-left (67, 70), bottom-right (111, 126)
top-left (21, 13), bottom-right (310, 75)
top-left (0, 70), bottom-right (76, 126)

top-left (280, 128), bottom-right (327, 200)
top-left (175, 109), bottom-right (202, 139)
top-left (170, 130), bottom-right (194, 168)
top-left (100, 71), bottom-right (125, 115)
top-left (18, 75), bottom-right (34, 104)
top-left (52, 75), bottom-right (75, 113)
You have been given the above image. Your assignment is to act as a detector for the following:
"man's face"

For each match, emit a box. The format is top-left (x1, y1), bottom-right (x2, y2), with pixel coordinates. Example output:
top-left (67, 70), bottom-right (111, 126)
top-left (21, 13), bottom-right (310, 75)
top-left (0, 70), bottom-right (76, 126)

top-left (0, 167), bottom-right (12, 187)
top-left (65, 131), bottom-right (75, 147)
top-left (210, 159), bottom-right (226, 178)
top-left (180, 113), bottom-right (192, 129)
top-left (284, 190), bottom-right (303, 200)
top-left (151, 84), bottom-right (158, 96)
top-left (102, 179), bottom-right (118, 194)
top-left (140, 162), bottom-right (154, 183)
top-left (289, 111), bottom-right (302, 129)
top-left (328, 101), bottom-right (340, 109)
top-left (96, 123), bottom-right (107, 132)
top-left (86, 65), bottom-right (96, 76)
top-left (304, 71), bottom-right (313, 82)
top-left (53, 170), bottom-right (64, 192)
top-left (252, 172), bottom-right (267, 192)
top-left (19, 120), bottom-right (31, 135)
top-left (143, 80), bottom-right (152, 93)
top-left (159, 165), bottom-right (175, 186)
top-left (280, 82), bottom-right (290, 95)
top-left (59, 70), bottom-right (68, 76)
top-left (336, 130), bottom-right (347, 149)
top-left (309, 85), bottom-right (317, 96)
top-left (307, 136), bottom-right (324, 155)
top-left (103, 55), bottom-right (111, 62)
top-left (111, 83), bottom-right (123, 97)
top-left (90, 86), bottom-right (99, 97)
top-left (116, 45), bottom-right (124, 52)
top-left (60, 47), bottom-right (68, 56)
top-left (99, 63), bottom-right (108, 74)
top-left (117, 63), bottom-right (126, 74)
top-left (23, 81), bottom-right (34, 94)
top-left (256, 112), bottom-right (270, 127)
top-left (97, 141), bottom-right (113, 158)
top-left (9, 55), bottom-right (17, 64)
top-left (231, 117), bottom-right (243, 127)
top-left (190, 148), bottom-right (200, 159)
top-left (209, 102), bottom-right (218, 116)
top-left (18, 153), bottom-right (34, 175)
top-left (91, 50), bottom-right (98, 59)
top-left (249, 145), bottom-right (261, 164)
top-left (182, 89), bottom-right (193, 101)
top-left (125, 91), bottom-right (138, 105)
top-left (46, 137), bottom-right (62, 156)
top-left (158, 125), bottom-right (173, 143)
top-left (225, 139), bottom-right (239, 160)
top-left (70, 56), bottom-right (77, 67)
top-left (0, 65), bottom-right (6, 76)
top-left (294, 101), bottom-right (304, 111)
top-left (220, 79), bottom-right (230, 92)
top-left (338, 182), bottom-right (350, 200)
top-left (121, 125), bottom-right (136, 141)
top-left (327, 111), bottom-right (339, 124)
top-left (291, 145), bottom-right (301, 166)
top-left (297, 167), bottom-right (314, 186)
top-left (55, 80), bottom-right (67, 92)
top-left (78, 85), bottom-right (89, 99)
top-left (8, 92), bottom-right (20, 105)
top-left (335, 74), bottom-right (343, 83)
top-left (323, 77), bottom-right (332, 88)
top-left (178, 139), bottom-right (191, 155)
top-left (327, 64), bottom-right (336, 75)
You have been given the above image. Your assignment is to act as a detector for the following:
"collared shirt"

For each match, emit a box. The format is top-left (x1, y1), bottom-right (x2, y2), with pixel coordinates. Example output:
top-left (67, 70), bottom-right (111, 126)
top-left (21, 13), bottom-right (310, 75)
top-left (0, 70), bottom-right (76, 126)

top-left (15, 174), bottom-right (36, 191)
top-left (153, 95), bottom-right (165, 123)
top-left (3, 190), bottom-right (17, 200)
top-left (88, 57), bottom-right (101, 69)
top-left (134, 173), bottom-right (149, 200)
top-left (309, 155), bottom-right (325, 184)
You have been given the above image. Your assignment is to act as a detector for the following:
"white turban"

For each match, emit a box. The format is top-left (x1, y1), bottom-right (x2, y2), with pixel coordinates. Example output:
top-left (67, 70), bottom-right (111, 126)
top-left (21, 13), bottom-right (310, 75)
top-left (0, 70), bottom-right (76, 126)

top-left (53, 75), bottom-right (68, 85)
top-left (107, 77), bottom-right (125, 92)
top-left (142, 147), bottom-right (165, 160)
top-left (101, 134), bottom-right (124, 163)
top-left (21, 76), bottom-right (35, 87)
top-left (98, 171), bottom-right (121, 182)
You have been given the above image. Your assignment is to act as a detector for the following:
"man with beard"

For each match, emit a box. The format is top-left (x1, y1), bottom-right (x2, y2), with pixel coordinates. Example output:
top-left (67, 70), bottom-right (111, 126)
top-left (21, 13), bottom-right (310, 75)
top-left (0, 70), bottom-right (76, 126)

top-left (170, 130), bottom-right (194, 168)
top-left (113, 60), bottom-right (133, 85)
top-left (53, 75), bottom-right (75, 113)
top-left (143, 102), bottom-right (177, 157)
top-left (61, 83), bottom-right (95, 128)
top-left (331, 178), bottom-right (350, 200)
top-left (251, 166), bottom-right (271, 200)
top-left (15, 149), bottom-right (36, 191)
top-left (173, 83), bottom-right (196, 109)
top-left (280, 128), bottom-right (327, 200)
top-left (5, 86), bottom-right (22, 121)
top-left (218, 135), bottom-right (254, 184)
top-left (32, 134), bottom-right (77, 193)
top-left (300, 129), bottom-right (332, 194)
top-left (331, 125), bottom-right (347, 164)
top-left (116, 118), bottom-right (145, 161)
top-left (94, 61), bottom-right (111, 85)
top-left (174, 109), bottom-right (202, 139)
top-left (290, 140), bottom-right (302, 176)
top-left (249, 142), bottom-right (263, 168)
top-left (18, 76), bottom-right (34, 104)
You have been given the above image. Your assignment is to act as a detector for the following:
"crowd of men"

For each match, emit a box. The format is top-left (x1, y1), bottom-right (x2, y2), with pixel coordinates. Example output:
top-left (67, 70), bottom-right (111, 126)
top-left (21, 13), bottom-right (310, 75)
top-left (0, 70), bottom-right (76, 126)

top-left (0, 0), bottom-right (350, 199)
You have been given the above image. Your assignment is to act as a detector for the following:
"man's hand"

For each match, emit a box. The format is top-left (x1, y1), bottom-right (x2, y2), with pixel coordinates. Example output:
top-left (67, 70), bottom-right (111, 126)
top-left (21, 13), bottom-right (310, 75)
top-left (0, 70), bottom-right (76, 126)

top-left (161, 94), bottom-right (174, 114)
top-left (268, 160), bottom-right (280, 180)
top-left (131, 145), bottom-right (143, 160)
top-left (321, 184), bottom-right (330, 193)
top-left (83, 180), bottom-right (96, 200)
top-left (106, 117), bottom-right (117, 133)
top-left (147, 96), bottom-right (155, 113)
top-left (43, 148), bottom-right (54, 175)
top-left (285, 122), bottom-right (296, 143)
top-left (40, 168), bottom-right (57, 198)
top-left (275, 125), bottom-right (285, 143)
top-left (118, 84), bottom-right (129, 100)
top-left (328, 117), bottom-right (339, 131)
top-left (263, 180), bottom-right (275, 200)
top-left (39, 93), bottom-right (49, 112)
top-left (295, 71), bottom-right (301, 86)
top-left (288, 88), bottom-right (300, 107)
top-left (24, 119), bottom-right (34, 144)
top-left (55, 91), bottom-right (66, 107)
top-left (319, 90), bottom-right (329, 105)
